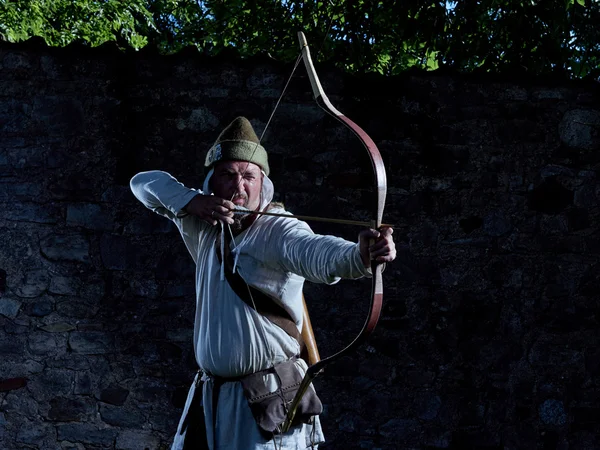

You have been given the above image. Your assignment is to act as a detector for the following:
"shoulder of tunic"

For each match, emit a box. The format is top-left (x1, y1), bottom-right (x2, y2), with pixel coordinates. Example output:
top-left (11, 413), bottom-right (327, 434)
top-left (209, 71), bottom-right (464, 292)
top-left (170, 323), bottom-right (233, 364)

top-left (255, 206), bottom-right (313, 236)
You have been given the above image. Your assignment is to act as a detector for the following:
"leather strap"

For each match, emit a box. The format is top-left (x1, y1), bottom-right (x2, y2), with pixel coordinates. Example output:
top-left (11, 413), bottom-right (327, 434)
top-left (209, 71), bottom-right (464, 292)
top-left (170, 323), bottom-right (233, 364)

top-left (215, 231), bottom-right (307, 360)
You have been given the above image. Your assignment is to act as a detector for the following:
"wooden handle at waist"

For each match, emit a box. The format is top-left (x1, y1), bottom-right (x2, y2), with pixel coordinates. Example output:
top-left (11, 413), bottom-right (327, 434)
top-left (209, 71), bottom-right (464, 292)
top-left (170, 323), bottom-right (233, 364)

top-left (300, 294), bottom-right (320, 366)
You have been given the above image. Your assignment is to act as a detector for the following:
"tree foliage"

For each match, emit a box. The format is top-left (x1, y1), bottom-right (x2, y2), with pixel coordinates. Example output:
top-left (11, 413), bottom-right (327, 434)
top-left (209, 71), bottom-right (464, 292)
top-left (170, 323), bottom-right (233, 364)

top-left (1, 0), bottom-right (599, 78)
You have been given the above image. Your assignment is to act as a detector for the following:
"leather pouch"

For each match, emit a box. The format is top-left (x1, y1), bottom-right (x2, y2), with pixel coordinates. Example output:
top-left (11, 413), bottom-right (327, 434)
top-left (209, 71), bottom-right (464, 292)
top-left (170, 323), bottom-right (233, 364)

top-left (239, 357), bottom-right (322, 438)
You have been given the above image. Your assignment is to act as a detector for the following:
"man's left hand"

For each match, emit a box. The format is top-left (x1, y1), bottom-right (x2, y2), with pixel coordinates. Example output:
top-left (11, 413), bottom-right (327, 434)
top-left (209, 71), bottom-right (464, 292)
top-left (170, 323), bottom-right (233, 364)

top-left (359, 227), bottom-right (396, 268)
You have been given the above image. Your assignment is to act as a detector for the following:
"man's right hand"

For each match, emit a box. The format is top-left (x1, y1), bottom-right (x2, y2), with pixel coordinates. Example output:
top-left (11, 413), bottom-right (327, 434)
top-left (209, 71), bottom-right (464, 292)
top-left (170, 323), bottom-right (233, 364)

top-left (184, 194), bottom-right (235, 226)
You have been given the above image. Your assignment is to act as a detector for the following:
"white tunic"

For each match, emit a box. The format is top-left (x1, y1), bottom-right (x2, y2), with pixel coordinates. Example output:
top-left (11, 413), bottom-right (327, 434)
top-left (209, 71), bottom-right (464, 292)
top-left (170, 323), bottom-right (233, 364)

top-left (130, 171), bottom-right (371, 450)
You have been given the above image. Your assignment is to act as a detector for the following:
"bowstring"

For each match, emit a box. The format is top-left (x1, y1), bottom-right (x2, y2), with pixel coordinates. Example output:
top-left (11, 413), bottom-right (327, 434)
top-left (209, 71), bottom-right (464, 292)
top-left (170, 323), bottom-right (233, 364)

top-left (315, 0), bottom-right (338, 61)
top-left (226, 50), bottom-right (305, 319)
top-left (222, 21), bottom-right (339, 448)
top-left (222, 50), bottom-right (306, 450)
top-left (229, 51), bottom-right (305, 204)
top-left (229, 0), bottom-right (341, 205)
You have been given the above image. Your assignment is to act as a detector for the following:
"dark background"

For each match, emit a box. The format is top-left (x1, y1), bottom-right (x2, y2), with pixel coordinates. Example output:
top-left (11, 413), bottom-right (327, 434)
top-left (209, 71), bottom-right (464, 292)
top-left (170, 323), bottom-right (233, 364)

top-left (1, 39), bottom-right (599, 449)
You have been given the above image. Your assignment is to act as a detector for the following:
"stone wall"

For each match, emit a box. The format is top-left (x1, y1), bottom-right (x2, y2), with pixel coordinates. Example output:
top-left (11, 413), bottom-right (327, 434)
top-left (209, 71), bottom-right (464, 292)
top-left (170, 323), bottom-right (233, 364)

top-left (1, 39), bottom-right (599, 449)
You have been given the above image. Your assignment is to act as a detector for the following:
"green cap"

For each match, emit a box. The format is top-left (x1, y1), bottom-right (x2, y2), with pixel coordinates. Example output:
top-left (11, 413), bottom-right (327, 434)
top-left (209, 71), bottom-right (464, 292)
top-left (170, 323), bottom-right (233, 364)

top-left (205, 117), bottom-right (270, 176)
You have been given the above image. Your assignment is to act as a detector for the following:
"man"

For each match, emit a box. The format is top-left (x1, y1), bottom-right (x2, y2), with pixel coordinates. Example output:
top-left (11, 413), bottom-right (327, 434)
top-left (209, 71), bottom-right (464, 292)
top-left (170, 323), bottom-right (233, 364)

top-left (130, 117), bottom-right (396, 450)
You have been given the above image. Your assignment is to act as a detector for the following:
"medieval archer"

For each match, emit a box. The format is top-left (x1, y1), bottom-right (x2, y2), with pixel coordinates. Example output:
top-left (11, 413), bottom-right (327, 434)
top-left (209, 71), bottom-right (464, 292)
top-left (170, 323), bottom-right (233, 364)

top-left (129, 33), bottom-right (395, 450)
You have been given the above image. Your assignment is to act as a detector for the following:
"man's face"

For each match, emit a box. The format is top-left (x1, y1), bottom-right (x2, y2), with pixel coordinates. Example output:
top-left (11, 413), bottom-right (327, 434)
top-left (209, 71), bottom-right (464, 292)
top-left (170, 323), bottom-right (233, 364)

top-left (211, 160), bottom-right (263, 212)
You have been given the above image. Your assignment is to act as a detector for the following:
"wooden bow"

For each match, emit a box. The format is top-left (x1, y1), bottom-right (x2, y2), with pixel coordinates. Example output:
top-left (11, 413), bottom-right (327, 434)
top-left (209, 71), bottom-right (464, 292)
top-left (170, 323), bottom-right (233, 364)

top-left (281, 31), bottom-right (387, 433)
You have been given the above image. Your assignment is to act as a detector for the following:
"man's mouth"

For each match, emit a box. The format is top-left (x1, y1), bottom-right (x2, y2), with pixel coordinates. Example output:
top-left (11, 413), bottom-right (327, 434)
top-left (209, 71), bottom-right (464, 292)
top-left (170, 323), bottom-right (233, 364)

top-left (232, 196), bottom-right (247, 206)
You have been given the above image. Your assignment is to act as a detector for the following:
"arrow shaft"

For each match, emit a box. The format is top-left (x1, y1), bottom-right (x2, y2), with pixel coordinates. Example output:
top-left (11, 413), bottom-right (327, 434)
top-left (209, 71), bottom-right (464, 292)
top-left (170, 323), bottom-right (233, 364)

top-left (234, 209), bottom-right (393, 228)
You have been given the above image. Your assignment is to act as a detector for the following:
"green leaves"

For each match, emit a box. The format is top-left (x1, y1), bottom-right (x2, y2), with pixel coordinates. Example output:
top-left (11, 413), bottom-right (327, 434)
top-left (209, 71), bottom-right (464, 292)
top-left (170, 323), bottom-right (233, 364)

top-left (0, 0), bottom-right (598, 78)
top-left (0, 0), bottom-right (153, 48)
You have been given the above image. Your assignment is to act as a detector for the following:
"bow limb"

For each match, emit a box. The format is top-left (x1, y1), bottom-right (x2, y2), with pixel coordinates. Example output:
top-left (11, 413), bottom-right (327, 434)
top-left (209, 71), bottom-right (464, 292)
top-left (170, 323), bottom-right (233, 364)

top-left (280, 32), bottom-right (387, 433)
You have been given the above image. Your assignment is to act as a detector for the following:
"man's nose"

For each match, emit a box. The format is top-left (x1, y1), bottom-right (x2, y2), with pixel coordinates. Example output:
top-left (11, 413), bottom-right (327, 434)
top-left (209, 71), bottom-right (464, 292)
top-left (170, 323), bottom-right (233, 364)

top-left (227, 173), bottom-right (243, 187)
top-left (229, 176), bottom-right (246, 192)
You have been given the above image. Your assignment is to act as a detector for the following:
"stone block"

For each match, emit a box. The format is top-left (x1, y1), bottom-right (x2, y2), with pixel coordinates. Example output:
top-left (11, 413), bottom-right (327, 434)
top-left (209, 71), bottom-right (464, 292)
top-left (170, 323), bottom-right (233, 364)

top-left (574, 185), bottom-right (598, 208)
top-left (48, 396), bottom-right (97, 422)
top-left (275, 103), bottom-right (325, 125)
top-left (532, 88), bottom-right (569, 100)
top-left (2, 390), bottom-right (38, 417)
top-left (539, 399), bottom-right (567, 426)
top-left (0, 268), bottom-right (6, 297)
top-left (415, 394), bottom-right (442, 420)
top-left (129, 279), bottom-right (159, 298)
top-left (0, 297), bottom-right (21, 318)
top-left (483, 210), bottom-right (512, 237)
top-left (101, 185), bottom-right (137, 203)
top-left (39, 322), bottom-right (76, 333)
top-left (69, 331), bottom-right (114, 354)
top-left (99, 234), bottom-right (138, 270)
top-left (424, 431), bottom-right (452, 449)
top-left (3, 317), bottom-right (28, 334)
top-left (0, 360), bottom-right (42, 379)
top-left (529, 335), bottom-right (585, 371)
top-left (0, 181), bottom-right (43, 202)
top-left (33, 96), bottom-right (84, 135)
top-left (379, 418), bottom-right (421, 443)
top-left (40, 233), bottom-right (90, 262)
top-left (74, 372), bottom-right (92, 395)
top-left (0, 202), bottom-right (60, 224)
top-left (29, 297), bottom-right (54, 317)
top-left (569, 431), bottom-right (599, 450)
top-left (80, 281), bottom-right (105, 300)
top-left (0, 99), bottom-right (31, 133)
top-left (176, 107), bottom-right (218, 132)
top-left (0, 333), bottom-right (26, 355)
top-left (28, 332), bottom-right (57, 355)
top-left (49, 276), bottom-right (79, 295)
top-left (155, 250), bottom-right (195, 280)
top-left (57, 423), bottom-right (118, 446)
top-left (100, 385), bottom-right (130, 406)
top-left (246, 68), bottom-right (283, 91)
top-left (16, 421), bottom-right (50, 446)
top-left (147, 405), bottom-right (179, 434)
top-left (166, 328), bottom-right (193, 342)
top-left (8, 147), bottom-right (47, 168)
top-left (56, 297), bottom-right (100, 319)
top-left (337, 412), bottom-right (357, 432)
top-left (540, 164), bottom-right (576, 179)
top-left (99, 404), bottom-right (145, 428)
top-left (27, 369), bottom-right (74, 401)
top-left (15, 269), bottom-right (50, 298)
top-left (559, 109), bottom-right (600, 150)
top-left (66, 203), bottom-right (114, 230)
top-left (220, 68), bottom-right (243, 87)
top-left (124, 212), bottom-right (176, 234)
top-left (3, 52), bottom-right (34, 70)
top-left (116, 430), bottom-right (161, 450)
top-left (48, 173), bottom-right (97, 201)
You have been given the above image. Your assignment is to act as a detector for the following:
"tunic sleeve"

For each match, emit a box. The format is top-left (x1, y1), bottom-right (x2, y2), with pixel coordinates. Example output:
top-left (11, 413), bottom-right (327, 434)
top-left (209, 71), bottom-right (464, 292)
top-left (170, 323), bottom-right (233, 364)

top-left (263, 217), bottom-right (371, 284)
top-left (130, 170), bottom-right (207, 263)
